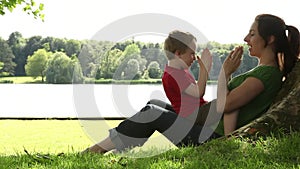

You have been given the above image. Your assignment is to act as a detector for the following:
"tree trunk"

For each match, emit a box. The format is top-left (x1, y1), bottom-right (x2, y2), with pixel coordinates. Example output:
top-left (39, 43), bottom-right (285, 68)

top-left (231, 60), bottom-right (300, 138)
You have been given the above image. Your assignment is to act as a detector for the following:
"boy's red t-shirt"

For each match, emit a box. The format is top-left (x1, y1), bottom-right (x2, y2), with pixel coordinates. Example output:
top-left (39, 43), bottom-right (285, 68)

top-left (162, 65), bottom-right (207, 117)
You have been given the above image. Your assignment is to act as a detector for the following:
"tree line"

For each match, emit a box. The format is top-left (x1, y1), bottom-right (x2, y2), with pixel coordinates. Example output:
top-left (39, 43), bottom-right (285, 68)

top-left (0, 31), bottom-right (258, 83)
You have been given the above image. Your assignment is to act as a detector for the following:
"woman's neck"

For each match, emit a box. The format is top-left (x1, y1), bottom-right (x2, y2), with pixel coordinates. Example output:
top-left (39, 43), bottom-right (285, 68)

top-left (258, 50), bottom-right (278, 67)
top-left (259, 59), bottom-right (278, 67)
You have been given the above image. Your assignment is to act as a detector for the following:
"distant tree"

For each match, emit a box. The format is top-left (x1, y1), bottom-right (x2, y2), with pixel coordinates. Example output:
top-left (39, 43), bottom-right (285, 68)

top-left (199, 42), bottom-right (257, 80)
top-left (210, 46), bottom-right (231, 80)
top-left (0, 0), bottom-right (45, 21)
top-left (121, 43), bottom-right (140, 59)
top-left (147, 61), bottom-right (162, 78)
top-left (51, 38), bottom-right (67, 53)
top-left (41, 37), bottom-right (80, 56)
top-left (0, 38), bottom-right (16, 76)
top-left (124, 59), bottom-right (140, 80)
top-left (95, 68), bottom-right (101, 80)
top-left (70, 56), bottom-right (84, 84)
top-left (121, 43), bottom-right (146, 71)
top-left (209, 53), bottom-right (223, 80)
top-left (7, 31), bottom-right (24, 46)
top-left (113, 44), bottom-right (146, 80)
top-left (46, 52), bottom-right (83, 84)
top-left (0, 62), bottom-right (4, 70)
top-left (7, 31), bottom-right (26, 76)
top-left (141, 43), bottom-right (166, 69)
top-left (189, 61), bottom-right (199, 80)
top-left (25, 49), bottom-right (51, 82)
top-left (78, 42), bottom-right (95, 77)
top-left (20, 35), bottom-right (43, 75)
top-left (112, 40), bottom-right (134, 51)
top-left (65, 39), bottom-right (81, 57)
top-left (99, 48), bottom-right (121, 79)
top-left (78, 40), bottom-right (115, 77)
top-left (40, 36), bottom-right (55, 51)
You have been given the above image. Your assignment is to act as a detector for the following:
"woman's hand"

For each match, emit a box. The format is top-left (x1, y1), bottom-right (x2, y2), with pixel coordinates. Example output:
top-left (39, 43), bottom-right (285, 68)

top-left (222, 46), bottom-right (243, 76)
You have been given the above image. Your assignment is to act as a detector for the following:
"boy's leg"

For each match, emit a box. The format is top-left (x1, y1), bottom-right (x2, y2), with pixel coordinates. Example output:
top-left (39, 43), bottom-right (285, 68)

top-left (147, 99), bottom-right (175, 112)
top-left (87, 137), bottom-right (115, 153)
top-left (147, 99), bottom-right (222, 127)
top-left (109, 104), bottom-right (178, 151)
top-left (109, 104), bottom-right (210, 151)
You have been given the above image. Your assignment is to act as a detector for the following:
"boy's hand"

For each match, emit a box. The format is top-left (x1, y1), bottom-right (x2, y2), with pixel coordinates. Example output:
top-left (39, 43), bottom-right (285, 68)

top-left (198, 48), bottom-right (212, 73)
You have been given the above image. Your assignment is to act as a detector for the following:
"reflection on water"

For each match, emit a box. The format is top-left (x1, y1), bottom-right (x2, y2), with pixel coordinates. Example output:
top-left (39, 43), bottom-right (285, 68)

top-left (0, 84), bottom-right (216, 118)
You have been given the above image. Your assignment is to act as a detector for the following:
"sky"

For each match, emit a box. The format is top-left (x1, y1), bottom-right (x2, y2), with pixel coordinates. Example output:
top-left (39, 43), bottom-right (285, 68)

top-left (0, 0), bottom-right (299, 44)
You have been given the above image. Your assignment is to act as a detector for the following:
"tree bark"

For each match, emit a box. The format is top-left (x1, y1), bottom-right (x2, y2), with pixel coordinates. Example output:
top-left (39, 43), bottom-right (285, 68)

top-left (231, 60), bottom-right (300, 138)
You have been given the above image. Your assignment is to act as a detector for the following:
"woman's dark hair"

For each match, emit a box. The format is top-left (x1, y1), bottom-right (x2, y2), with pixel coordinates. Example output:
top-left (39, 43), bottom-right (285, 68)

top-left (255, 14), bottom-right (300, 76)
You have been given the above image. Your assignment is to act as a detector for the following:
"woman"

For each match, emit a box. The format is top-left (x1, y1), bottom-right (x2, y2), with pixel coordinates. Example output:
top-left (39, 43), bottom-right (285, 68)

top-left (83, 14), bottom-right (299, 153)
top-left (216, 14), bottom-right (299, 135)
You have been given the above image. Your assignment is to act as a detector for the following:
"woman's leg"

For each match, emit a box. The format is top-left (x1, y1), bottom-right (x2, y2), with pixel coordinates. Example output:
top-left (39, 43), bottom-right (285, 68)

top-left (192, 99), bottom-right (223, 126)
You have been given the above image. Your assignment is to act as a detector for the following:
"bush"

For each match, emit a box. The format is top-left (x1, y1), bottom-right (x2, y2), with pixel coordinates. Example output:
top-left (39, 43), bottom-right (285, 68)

top-left (147, 61), bottom-right (162, 78)
top-left (0, 80), bottom-right (13, 83)
top-left (46, 52), bottom-right (84, 84)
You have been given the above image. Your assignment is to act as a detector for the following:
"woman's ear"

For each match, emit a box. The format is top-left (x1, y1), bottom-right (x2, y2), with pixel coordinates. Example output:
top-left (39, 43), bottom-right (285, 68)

top-left (268, 35), bottom-right (275, 45)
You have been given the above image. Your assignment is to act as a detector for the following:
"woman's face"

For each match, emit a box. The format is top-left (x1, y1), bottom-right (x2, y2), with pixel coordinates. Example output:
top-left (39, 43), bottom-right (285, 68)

top-left (244, 21), bottom-right (266, 58)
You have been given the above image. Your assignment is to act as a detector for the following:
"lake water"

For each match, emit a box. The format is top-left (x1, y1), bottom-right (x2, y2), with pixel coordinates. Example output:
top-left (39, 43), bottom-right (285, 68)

top-left (0, 84), bottom-right (217, 118)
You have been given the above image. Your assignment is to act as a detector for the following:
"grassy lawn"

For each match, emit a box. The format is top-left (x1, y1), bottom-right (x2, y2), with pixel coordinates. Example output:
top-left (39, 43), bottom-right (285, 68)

top-left (0, 76), bottom-right (217, 84)
top-left (0, 120), bottom-right (125, 155)
top-left (0, 76), bottom-right (163, 84)
top-left (0, 120), bottom-right (175, 155)
top-left (0, 120), bottom-right (299, 168)
top-left (0, 76), bottom-right (43, 84)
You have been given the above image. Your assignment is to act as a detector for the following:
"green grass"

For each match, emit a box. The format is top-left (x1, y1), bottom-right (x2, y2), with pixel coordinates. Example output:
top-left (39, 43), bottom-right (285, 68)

top-left (0, 120), bottom-right (87, 155)
top-left (0, 76), bottom-right (43, 84)
top-left (0, 76), bottom-right (163, 84)
top-left (0, 120), bottom-right (299, 169)
top-left (0, 76), bottom-right (218, 84)
top-left (87, 78), bottom-right (163, 84)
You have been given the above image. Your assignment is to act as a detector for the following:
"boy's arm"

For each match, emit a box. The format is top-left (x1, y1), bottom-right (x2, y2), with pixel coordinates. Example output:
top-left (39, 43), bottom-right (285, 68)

top-left (184, 48), bottom-right (212, 98)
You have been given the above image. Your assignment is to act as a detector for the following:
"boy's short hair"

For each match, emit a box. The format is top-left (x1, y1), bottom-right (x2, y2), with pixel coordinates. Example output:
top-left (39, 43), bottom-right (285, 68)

top-left (164, 30), bottom-right (197, 60)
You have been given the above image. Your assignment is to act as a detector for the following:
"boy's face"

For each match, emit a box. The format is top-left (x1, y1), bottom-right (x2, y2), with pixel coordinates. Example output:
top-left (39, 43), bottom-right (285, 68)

top-left (178, 40), bottom-right (196, 69)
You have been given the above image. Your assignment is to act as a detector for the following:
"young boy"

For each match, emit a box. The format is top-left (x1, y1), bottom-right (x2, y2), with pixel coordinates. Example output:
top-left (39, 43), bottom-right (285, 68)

top-left (162, 30), bottom-right (212, 118)
top-left (83, 30), bottom-right (213, 153)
